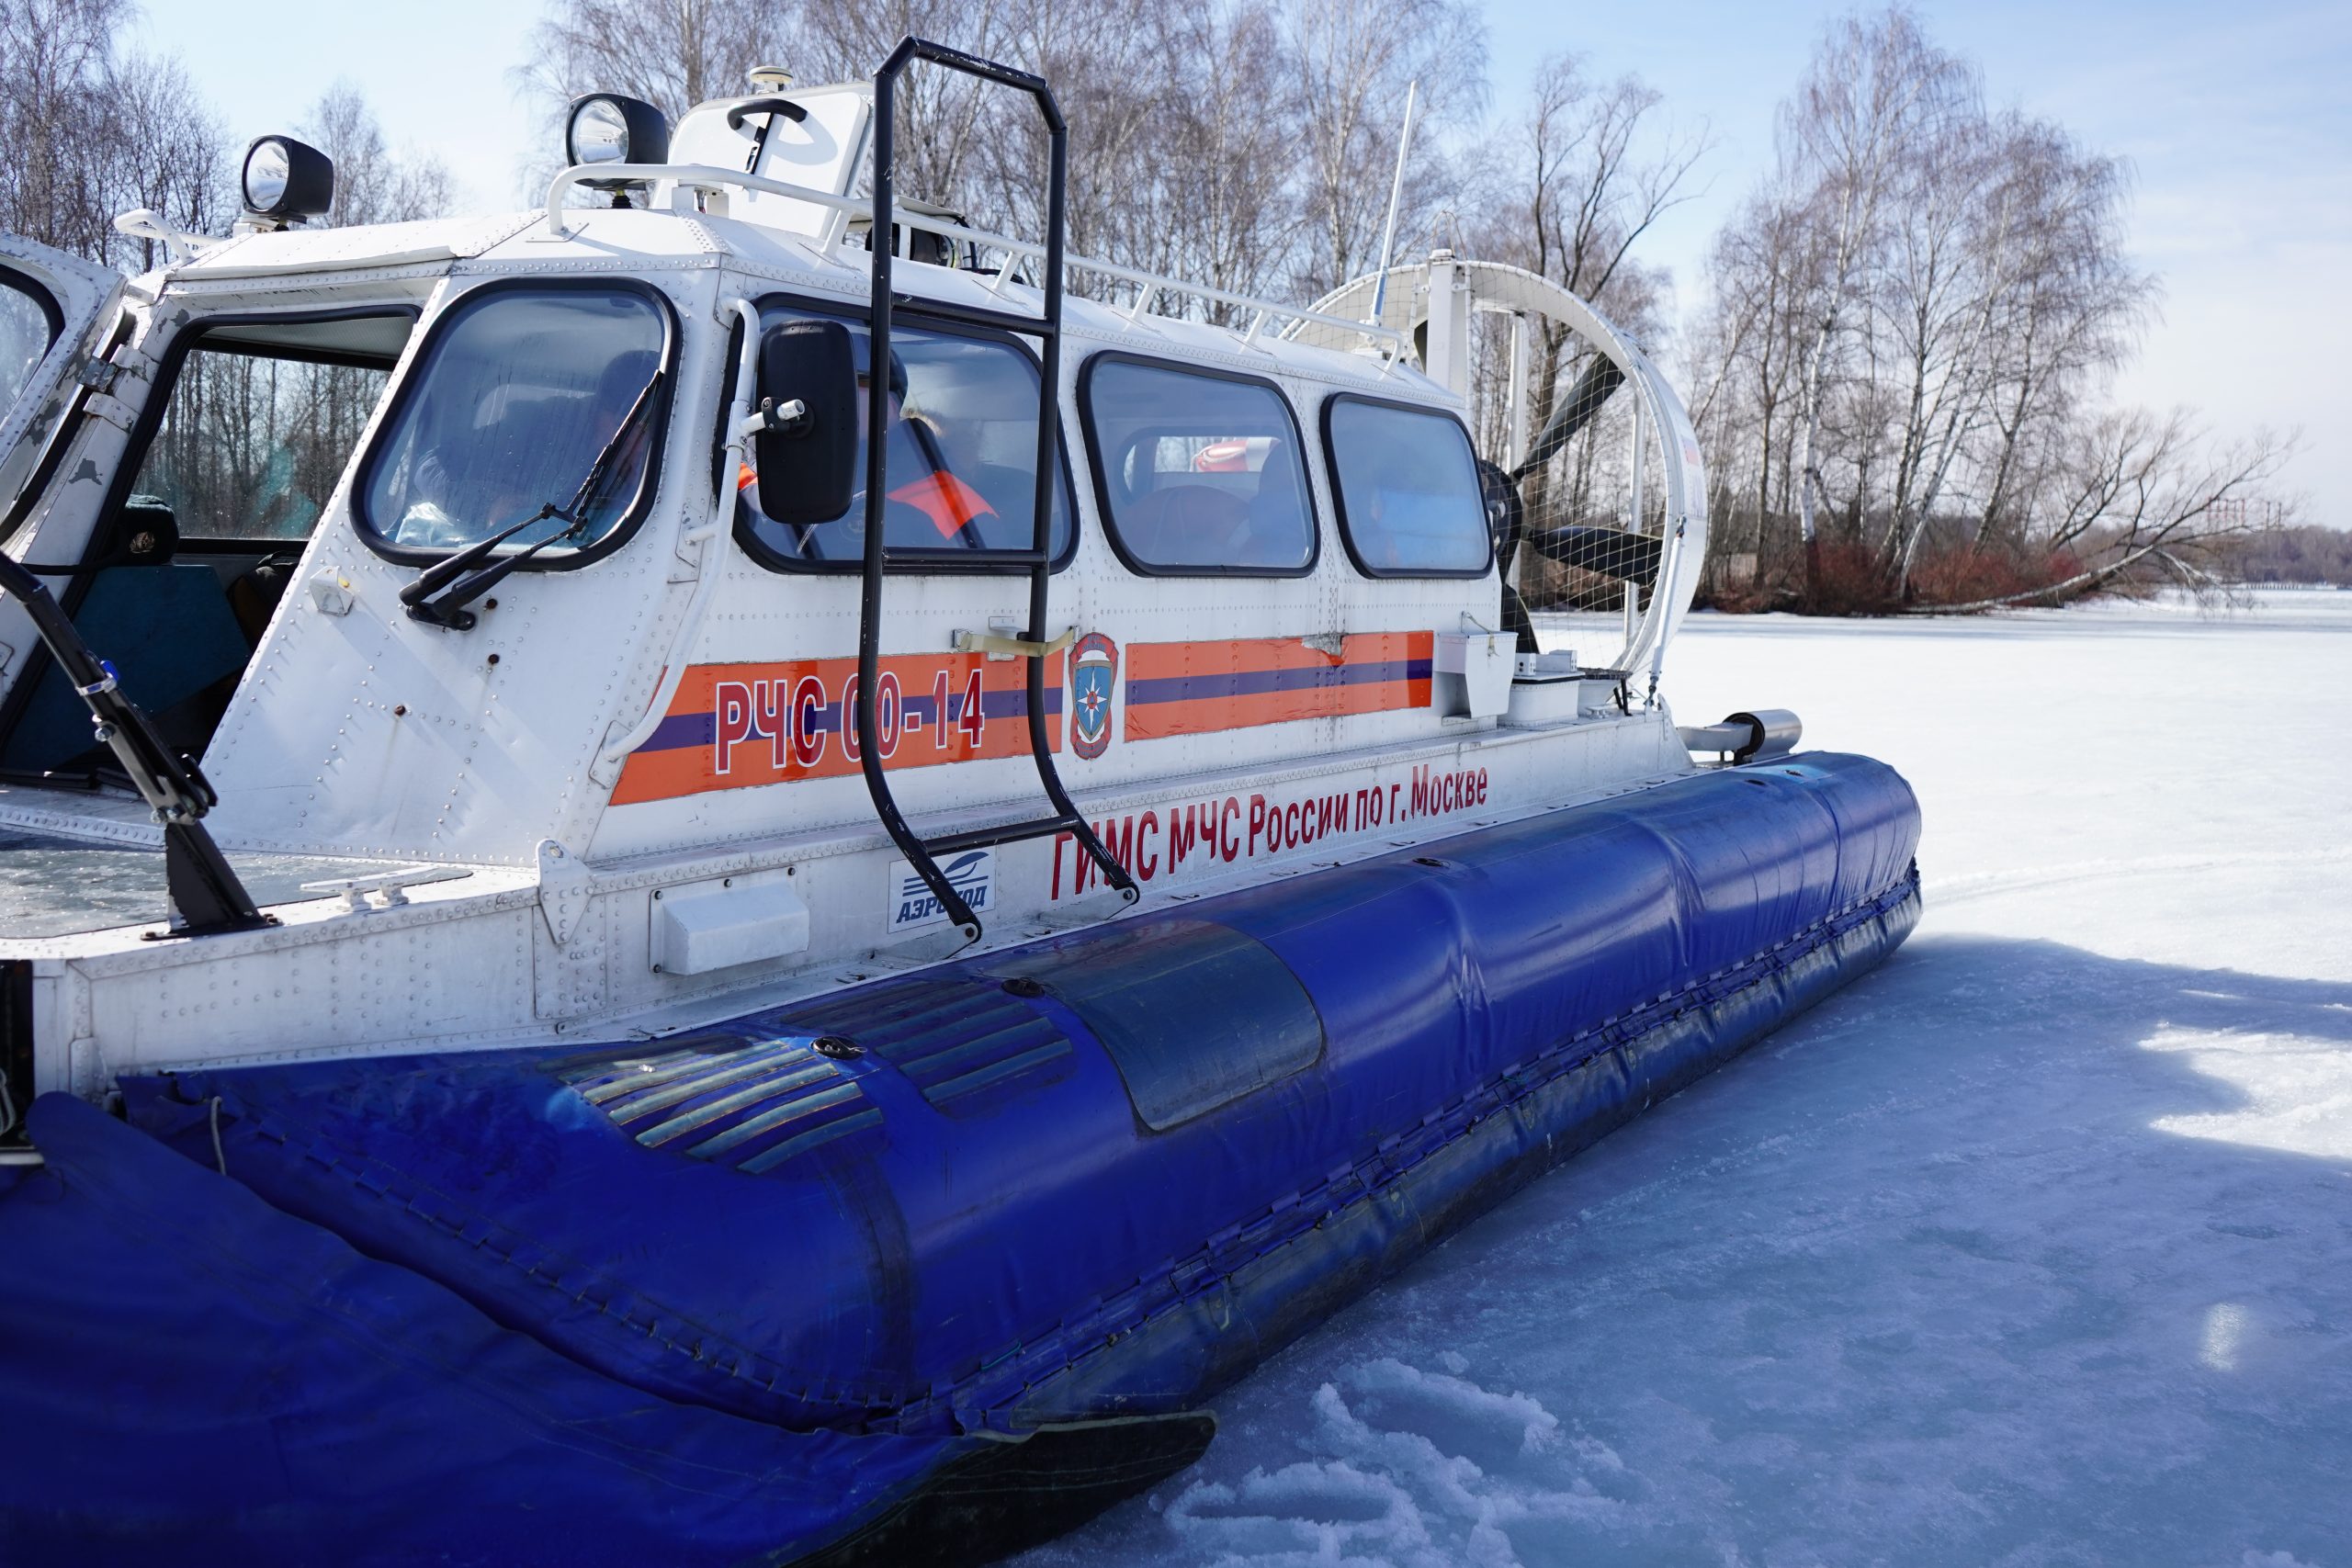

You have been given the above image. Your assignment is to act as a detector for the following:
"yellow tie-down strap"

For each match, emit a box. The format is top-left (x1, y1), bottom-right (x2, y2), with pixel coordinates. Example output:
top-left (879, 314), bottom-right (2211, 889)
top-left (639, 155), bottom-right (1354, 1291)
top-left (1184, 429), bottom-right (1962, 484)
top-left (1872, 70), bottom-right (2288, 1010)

top-left (950, 626), bottom-right (1078, 660)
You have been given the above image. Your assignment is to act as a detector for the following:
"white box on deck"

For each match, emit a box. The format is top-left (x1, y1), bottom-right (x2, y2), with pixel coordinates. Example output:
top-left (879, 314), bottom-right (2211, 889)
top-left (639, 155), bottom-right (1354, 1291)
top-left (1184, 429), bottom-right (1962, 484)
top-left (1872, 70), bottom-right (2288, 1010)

top-left (651, 873), bottom-right (811, 976)
top-left (1433, 631), bottom-right (1514, 718)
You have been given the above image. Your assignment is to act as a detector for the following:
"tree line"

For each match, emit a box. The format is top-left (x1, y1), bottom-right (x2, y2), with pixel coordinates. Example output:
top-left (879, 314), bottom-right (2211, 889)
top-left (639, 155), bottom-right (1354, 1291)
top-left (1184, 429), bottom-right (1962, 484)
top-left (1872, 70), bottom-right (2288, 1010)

top-left (0, 0), bottom-right (2304, 608)
top-left (2211, 525), bottom-right (2352, 588)
top-left (1683, 9), bottom-right (2297, 610)
top-left (0, 0), bottom-right (449, 261)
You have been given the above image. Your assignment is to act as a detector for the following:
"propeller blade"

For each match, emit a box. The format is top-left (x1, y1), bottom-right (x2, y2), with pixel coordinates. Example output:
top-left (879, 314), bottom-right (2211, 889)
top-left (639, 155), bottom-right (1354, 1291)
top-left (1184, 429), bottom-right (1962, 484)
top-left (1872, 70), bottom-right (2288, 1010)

top-left (1523, 524), bottom-right (1663, 584)
top-left (1514, 356), bottom-right (1625, 479)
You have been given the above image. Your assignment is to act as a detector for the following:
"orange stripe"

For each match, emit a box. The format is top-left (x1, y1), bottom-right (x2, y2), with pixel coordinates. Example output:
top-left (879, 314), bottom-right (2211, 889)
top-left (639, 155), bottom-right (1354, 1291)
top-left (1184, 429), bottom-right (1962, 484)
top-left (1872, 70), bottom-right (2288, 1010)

top-left (1123, 631), bottom-right (1432, 741)
top-left (1125, 632), bottom-right (1427, 682)
top-left (1126, 680), bottom-right (1429, 739)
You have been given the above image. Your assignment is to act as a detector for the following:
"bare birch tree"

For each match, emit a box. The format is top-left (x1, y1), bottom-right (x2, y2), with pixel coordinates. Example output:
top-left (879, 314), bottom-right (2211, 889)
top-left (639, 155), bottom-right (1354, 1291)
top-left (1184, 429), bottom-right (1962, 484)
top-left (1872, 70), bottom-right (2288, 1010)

top-left (0, 0), bottom-right (228, 268)
top-left (1461, 51), bottom-right (1699, 608)
top-left (1776, 9), bottom-right (1971, 594)
top-left (1969, 118), bottom-right (2150, 549)
top-left (107, 51), bottom-right (233, 269)
top-left (1691, 188), bottom-right (1815, 583)
top-left (1283, 0), bottom-right (1486, 299)
top-left (1920, 411), bottom-right (2298, 610)
top-left (1687, 6), bottom-right (2230, 610)
top-left (515, 0), bottom-right (792, 123)
top-left (1153, 3), bottom-right (1304, 308)
top-left (302, 84), bottom-right (454, 227)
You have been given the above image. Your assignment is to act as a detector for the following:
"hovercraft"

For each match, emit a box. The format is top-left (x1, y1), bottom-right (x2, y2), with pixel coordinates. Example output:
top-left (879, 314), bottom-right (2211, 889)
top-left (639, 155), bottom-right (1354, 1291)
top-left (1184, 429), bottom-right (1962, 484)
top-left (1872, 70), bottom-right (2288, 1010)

top-left (0, 39), bottom-right (1918, 1567)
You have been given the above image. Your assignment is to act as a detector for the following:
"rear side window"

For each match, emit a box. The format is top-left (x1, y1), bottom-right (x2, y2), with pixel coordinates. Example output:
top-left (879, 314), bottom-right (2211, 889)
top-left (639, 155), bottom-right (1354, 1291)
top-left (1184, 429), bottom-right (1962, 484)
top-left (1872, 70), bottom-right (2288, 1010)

top-left (1080, 355), bottom-right (1316, 576)
top-left (358, 281), bottom-right (673, 565)
top-left (1323, 396), bottom-right (1492, 578)
top-left (735, 299), bottom-right (1072, 570)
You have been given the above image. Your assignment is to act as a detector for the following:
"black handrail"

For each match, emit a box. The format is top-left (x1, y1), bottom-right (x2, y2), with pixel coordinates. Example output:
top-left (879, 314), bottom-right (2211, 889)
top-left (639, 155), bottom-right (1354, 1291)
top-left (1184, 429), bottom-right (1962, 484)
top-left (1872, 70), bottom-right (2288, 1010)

top-left (0, 553), bottom-right (268, 937)
top-left (857, 35), bottom-right (1135, 942)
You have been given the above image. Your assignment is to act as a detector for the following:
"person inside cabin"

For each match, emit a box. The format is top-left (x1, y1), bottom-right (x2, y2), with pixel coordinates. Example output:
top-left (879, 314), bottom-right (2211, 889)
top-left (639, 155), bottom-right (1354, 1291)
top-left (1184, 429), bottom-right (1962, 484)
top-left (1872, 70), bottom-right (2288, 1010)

top-left (1238, 435), bottom-right (1308, 569)
top-left (395, 348), bottom-right (662, 548)
top-left (891, 408), bottom-right (996, 546)
top-left (1114, 433), bottom-right (1306, 570)
top-left (736, 347), bottom-right (997, 555)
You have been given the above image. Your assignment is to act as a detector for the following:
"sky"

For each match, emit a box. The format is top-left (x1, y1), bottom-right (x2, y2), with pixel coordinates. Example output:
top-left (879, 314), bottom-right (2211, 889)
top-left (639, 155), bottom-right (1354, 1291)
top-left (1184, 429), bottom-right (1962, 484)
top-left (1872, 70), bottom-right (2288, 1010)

top-left (139, 0), bottom-right (2350, 526)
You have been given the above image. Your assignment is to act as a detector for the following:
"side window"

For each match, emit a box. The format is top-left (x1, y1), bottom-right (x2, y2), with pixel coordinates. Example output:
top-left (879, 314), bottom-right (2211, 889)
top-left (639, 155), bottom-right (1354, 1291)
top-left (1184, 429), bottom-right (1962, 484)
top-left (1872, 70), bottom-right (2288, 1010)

top-left (1080, 356), bottom-right (1316, 576)
top-left (0, 270), bottom-right (62, 416)
top-left (129, 321), bottom-right (404, 543)
top-left (1323, 397), bottom-right (1493, 578)
top-left (359, 282), bottom-right (672, 561)
top-left (735, 299), bottom-right (1072, 570)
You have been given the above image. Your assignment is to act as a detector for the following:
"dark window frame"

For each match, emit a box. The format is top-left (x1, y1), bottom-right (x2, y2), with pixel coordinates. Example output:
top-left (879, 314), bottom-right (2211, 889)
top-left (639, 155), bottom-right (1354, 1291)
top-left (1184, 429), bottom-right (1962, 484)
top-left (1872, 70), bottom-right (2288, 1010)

top-left (1076, 351), bottom-right (1321, 580)
top-left (730, 289), bottom-right (1081, 577)
top-left (351, 276), bottom-right (679, 573)
top-left (0, 263), bottom-right (119, 545)
top-left (1318, 391), bottom-right (1496, 581)
top-left (0, 263), bottom-right (67, 351)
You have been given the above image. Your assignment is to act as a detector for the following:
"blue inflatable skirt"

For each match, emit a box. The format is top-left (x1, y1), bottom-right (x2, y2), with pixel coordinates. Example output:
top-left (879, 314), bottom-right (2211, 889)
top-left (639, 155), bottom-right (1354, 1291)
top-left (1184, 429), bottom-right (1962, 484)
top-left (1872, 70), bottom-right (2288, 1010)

top-left (0, 753), bottom-right (1919, 1565)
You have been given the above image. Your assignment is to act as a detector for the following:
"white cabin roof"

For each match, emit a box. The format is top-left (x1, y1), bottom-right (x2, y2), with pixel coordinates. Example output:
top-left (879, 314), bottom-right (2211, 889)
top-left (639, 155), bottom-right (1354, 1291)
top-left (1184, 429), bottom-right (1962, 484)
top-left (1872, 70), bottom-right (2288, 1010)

top-left (447, 205), bottom-right (1445, 408)
top-left (141, 199), bottom-right (1442, 412)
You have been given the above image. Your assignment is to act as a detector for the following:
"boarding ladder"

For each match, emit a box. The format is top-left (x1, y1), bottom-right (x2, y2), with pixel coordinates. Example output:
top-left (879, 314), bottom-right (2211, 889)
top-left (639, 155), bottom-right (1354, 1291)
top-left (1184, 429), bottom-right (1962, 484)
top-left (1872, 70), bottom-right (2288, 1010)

top-left (855, 38), bottom-right (1135, 942)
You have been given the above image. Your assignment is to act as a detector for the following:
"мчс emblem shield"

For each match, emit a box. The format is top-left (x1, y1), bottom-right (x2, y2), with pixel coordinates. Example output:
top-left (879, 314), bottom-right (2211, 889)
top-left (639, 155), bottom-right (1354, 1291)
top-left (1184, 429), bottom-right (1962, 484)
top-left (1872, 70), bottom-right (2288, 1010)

top-left (1069, 631), bottom-right (1118, 760)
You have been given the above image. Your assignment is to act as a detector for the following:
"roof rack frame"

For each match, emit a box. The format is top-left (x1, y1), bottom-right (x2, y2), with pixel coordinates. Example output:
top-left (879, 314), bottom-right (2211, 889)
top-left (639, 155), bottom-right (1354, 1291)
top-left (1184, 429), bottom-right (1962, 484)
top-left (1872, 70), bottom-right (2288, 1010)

top-left (543, 164), bottom-right (1406, 369)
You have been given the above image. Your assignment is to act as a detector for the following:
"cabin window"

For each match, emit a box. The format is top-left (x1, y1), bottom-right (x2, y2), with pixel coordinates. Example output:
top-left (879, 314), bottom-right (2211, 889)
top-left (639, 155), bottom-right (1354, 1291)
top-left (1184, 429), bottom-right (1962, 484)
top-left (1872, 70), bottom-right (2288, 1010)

top-left (356, 280), bottom-right (673, 566)
top-left (124, 321), bottom-right (402, 543)
top-left (1322, 396), bottom-right (1493, 578)
top-left (1079, 355), bottom-right (1317, 576)
top-left (734, 299), bottom-right (1073, 571)
top-left (0, 269), bottom-right (62, 415)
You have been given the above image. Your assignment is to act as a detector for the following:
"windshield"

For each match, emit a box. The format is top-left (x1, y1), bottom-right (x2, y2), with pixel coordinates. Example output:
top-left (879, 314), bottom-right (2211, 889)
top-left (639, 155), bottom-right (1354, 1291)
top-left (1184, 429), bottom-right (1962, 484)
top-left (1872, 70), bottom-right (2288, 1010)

top-left (0, 273), bottom-right (58, 418)
top-left (736, 300), bottom-right (1071, 568)
top-left (359, 283), bottom-right (671, 557)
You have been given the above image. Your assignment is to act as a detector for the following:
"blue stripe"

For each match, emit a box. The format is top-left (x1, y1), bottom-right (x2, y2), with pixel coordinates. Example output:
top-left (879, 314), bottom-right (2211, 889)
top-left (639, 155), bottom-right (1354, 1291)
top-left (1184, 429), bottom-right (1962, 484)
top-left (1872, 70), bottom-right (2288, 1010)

top-left (1126, 658), bottom-right (1430, 707)
top-left (642, 712), bottom-right (715, 751)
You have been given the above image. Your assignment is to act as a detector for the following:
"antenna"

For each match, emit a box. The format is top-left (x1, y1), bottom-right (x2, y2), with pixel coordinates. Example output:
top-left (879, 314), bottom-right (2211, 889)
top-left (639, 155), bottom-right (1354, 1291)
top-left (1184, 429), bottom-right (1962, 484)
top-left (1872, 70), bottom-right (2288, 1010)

top-left (1367, 79), bottom-right (1420, 326)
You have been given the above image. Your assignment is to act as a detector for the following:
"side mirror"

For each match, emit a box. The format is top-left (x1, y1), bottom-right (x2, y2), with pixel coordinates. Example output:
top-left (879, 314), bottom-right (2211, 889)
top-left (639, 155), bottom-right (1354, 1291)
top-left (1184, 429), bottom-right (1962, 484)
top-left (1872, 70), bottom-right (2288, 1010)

top-left (753, 320), bottom-right (856, 525)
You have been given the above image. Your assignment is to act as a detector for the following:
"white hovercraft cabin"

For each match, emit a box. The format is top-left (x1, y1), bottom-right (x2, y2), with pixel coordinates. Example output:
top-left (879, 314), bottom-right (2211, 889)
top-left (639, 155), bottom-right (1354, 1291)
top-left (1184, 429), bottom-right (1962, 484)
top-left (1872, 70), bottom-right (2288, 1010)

top-left (0, 56), bottom-right (1733, 1138)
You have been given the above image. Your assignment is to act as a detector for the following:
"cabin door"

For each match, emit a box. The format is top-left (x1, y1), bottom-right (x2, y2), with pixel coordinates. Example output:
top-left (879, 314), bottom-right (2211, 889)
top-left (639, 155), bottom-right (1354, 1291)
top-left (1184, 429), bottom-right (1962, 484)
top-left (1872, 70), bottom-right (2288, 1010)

top-left (0, 300), bottom-right (415, 782)
top-left (0, 234), bottom-right (123, 531)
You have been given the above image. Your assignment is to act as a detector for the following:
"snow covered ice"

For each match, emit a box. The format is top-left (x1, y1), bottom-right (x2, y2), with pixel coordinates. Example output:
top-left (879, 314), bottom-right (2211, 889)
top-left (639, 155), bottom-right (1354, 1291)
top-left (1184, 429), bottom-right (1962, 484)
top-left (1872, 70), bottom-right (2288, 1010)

top-left (1020, 590), bottom-right (2352, 1568)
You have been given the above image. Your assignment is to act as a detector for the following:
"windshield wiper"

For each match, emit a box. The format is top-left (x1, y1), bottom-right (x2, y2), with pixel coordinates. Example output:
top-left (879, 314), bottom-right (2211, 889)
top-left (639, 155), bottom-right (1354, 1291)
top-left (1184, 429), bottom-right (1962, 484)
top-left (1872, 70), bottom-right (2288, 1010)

top-left (402, 368), bottom-right (666, 630)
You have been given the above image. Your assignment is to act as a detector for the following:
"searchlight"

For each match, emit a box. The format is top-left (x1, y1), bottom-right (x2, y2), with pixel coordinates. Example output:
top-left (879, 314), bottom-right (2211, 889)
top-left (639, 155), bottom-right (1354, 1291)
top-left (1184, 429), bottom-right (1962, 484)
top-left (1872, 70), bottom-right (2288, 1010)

top-left (565, 94), bottom-right (671, 194)
top-left (239, 135), bottom-right (334, 229)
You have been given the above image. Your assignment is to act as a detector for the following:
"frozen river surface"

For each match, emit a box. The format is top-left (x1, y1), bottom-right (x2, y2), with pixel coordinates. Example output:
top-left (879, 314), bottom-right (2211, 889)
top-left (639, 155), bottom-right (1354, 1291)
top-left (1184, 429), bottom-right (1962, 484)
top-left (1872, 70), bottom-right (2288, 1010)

top-left (1023, 590), bottom-right (2352, 1568)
